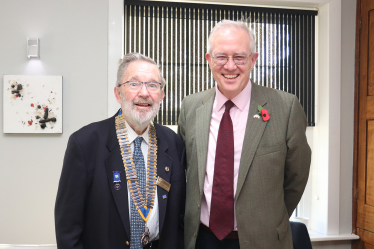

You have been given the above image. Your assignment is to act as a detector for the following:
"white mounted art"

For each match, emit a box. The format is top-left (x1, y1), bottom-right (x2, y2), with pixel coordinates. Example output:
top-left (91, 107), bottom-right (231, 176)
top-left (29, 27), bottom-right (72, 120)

top-left (3, 75), bottom-right (62, 133)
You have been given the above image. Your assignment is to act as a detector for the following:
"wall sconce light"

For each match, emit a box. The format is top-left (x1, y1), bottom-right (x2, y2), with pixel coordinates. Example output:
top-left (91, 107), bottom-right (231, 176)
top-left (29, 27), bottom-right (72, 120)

top-left (27, 37), bottom-right (39, 59)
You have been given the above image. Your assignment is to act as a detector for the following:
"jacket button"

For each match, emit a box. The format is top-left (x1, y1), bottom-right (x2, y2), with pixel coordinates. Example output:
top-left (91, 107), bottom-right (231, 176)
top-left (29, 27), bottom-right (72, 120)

top-left (126, 241), bottom-right (130, 246)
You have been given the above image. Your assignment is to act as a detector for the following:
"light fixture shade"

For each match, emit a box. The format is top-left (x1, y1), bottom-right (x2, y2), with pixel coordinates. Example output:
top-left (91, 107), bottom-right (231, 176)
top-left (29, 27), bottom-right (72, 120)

top-left (27, 38), bottom-right (39, 59)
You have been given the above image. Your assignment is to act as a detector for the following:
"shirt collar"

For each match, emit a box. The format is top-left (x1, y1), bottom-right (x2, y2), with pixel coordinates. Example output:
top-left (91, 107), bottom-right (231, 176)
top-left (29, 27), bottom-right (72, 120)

top-left (124, 120), bottom-right (150, 145)
top-left (215, 79), bottom-right (252, 112)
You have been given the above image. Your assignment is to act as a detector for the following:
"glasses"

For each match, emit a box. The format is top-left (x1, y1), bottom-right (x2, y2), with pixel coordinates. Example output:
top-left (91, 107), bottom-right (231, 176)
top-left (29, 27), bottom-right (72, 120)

top-left (211, 53), bottom-right (253, 66)
top-left (118, 81), bottom-right (162, 93)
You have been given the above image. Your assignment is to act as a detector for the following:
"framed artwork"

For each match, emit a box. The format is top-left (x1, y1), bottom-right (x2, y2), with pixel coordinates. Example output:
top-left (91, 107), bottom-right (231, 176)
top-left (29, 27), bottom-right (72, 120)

top-left (3, 75), bottom-right (63, 133)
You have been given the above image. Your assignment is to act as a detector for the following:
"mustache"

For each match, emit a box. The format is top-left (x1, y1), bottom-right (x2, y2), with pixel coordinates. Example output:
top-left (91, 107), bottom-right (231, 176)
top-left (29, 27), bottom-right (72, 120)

top-left (132, 97), bottom-right (154, 105)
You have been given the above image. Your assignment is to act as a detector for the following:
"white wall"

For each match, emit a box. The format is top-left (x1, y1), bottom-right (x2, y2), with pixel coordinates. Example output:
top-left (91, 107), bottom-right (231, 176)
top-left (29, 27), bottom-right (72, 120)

top-left (0, 0), bottom-right (108, 244)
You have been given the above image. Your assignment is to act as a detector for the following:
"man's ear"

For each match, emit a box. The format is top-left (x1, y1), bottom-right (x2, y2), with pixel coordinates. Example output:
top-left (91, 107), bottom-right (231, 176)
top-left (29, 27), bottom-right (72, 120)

top-left (206, 53), bottom-right (213, 70)
top-left (250, 52), bottom-right (259, 70)
top-left (114, 86), bottom-right (122, 104)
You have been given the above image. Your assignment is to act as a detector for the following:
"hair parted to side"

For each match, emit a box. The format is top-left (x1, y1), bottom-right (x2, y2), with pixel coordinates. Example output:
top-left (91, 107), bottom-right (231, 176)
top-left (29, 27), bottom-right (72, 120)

top-left (116, 52), bottom-right (166, 89)
top-left (207, 20), bottom-right (256, 54)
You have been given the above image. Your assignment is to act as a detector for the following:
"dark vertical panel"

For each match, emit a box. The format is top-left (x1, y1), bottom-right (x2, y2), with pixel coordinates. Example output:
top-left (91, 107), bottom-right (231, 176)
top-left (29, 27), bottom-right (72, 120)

top-left (124, 5), bottom-right (128, 54)
top-left (165, 6), bottom-right (169, 124)
top-left (290, 14), bottom-right (295, 95)
top-left (279, 13), bottom-right (284, 92)
top-left (296, 14), bottom-right (301, 100)
top-left (169, 6), bottom-right (174, 124)
top-left (192, 8), bottom-right (196, 94)
top-left (285, 13), bottom-right (290, 92)
top-left (201, 8), bottom-right (206, 91)
top-left (160, 6), bottom-right (165, 124)
top-left (176, 7), bottom-right (181, 125)
top-left (262, 12), bottom-right (265, 86)
top-left (252, 12), bottom-right (258, 84)
top-left (151, 6), bottom-right (155, 60)
top-left (265, 12), bottom-right (269, 87)
top-left (311, 15), bottom-right (315, 126)
top-left (298, 14), bottom-right (304, 109)
top-left (305, 14), bottom-right (310, 125)
top-left (308, 14), bottom-right (312, 126)
top-left (272, 12), bottom-right (275, 89)
top-left (144, 6), bottom-right (148, 56)
top-left (197, 7), bottom-right (200, 92)
top-left (140, 6), bottom-right (144, 54)
top-left (186, 8), bottom-right (190, 96)
top-left (302, 15), bottom-right (307, 119)
top-left (135, 5), bottom-right (139, 52)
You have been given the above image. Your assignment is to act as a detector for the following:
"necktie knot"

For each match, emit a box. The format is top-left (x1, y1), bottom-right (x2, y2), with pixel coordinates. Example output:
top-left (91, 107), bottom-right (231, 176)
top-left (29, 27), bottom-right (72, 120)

top-left (225, 100), bottom-right (235, 112)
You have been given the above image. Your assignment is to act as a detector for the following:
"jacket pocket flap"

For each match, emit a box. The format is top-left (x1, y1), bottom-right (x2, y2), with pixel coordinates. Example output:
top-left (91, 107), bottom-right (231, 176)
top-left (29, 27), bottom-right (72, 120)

top-left (255, 143), bottom-right (286, 157)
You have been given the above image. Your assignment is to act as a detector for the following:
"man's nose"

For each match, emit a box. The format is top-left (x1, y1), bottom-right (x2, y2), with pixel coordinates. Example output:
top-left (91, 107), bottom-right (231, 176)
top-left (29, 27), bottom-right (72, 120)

top-left (138, 83), bottom-right (150, 96)
top-left (224, 57), bottom-right (237, 70)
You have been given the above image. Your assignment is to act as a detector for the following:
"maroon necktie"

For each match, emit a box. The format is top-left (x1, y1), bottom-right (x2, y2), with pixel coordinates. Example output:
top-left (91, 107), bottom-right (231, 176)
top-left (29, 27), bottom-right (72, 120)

top-left (209, 100), bottom-right (235, 240)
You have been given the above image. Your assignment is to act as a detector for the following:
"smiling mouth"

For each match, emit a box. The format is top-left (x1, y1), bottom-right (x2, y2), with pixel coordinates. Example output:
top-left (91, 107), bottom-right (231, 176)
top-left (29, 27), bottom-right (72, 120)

top-left (135, 103), bottom-right (152, 107)
top-left (223, 74), bottom-right (239, 79)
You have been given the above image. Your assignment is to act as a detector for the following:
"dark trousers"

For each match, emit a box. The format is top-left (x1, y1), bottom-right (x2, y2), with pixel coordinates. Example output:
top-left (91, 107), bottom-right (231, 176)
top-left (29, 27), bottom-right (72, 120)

top-left (195, 226), bottom-right (240, 249)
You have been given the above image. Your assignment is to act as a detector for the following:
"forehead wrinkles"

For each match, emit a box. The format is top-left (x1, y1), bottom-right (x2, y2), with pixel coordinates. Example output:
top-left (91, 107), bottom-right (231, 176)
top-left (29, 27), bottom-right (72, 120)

top-left (127, 75), bottom-right (160, 83)
top-left (123, 62), bottom-right (161, 82)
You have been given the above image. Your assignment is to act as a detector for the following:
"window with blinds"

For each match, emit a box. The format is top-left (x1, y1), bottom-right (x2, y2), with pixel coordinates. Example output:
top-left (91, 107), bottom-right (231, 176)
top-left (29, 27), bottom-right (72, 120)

top-left (124, 1), bottom-right (317, 126)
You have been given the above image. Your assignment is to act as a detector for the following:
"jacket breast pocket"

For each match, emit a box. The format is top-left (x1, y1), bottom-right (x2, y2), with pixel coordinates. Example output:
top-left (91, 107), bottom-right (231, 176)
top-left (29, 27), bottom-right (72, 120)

top-left (170, 170), bottom-right (185, 183)
top-left (255, 143), bottom-right (286, 157)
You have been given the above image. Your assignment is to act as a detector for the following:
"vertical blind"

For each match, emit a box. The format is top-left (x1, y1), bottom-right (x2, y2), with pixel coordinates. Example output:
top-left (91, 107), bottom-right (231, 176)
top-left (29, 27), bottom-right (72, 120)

top-left (124, 1), bottom-right (317, 126)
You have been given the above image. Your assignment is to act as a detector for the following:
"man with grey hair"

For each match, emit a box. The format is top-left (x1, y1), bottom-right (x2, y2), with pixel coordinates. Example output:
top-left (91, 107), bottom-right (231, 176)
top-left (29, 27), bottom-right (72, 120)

top-left (55, 52), bottom-right (185, 249)
top-left (179, 20), bottom-right (311, 249)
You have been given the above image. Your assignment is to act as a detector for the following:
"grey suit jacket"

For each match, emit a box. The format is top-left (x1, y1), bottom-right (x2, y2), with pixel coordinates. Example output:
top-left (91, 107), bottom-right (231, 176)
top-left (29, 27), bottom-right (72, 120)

top-left (178, 83), bottom-right (311, 249)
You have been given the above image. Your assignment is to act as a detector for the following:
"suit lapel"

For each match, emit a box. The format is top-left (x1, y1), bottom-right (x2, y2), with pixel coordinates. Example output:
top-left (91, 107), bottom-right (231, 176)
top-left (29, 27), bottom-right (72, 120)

top-left (104, 115), bottom-right (131, 239)
top-left (154, 125), bottom-right (173, 236)
top-left (196, 89), bottom-right (215, 196)
top-left (235, 83), bottom-right (268, 200)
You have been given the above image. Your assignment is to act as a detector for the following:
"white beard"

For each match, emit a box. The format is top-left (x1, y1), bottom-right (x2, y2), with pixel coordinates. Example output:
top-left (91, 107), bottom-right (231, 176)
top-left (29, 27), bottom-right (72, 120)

top-left (120, 92), bottom-right (161, 130)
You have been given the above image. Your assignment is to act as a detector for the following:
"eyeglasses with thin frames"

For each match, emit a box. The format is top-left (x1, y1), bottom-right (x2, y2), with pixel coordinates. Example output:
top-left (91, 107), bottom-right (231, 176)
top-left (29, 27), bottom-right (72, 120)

top-left (118, 81), bottom-right (162, 93)
top-left (211, 53), bottom-right (253, 66)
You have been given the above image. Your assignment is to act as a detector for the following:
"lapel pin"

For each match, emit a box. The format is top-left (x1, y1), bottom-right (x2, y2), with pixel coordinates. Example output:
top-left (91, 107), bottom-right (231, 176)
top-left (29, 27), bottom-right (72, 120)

top-left (254, 114), bottom-right (260, 119)
top-left (165, 167), bottom-right (169, 172)
top-left (113, 171), bottom-right (121, 183)
top-left (113, 171), bottom-right (121, 190)
top-left (162, 194), bottom-right (167, 199)
top-left (114, 183), bottom-right (121, 190)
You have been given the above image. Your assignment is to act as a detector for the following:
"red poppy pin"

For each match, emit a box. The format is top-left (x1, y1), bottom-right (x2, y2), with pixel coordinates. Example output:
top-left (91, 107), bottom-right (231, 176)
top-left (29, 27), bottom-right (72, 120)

top-left (257, 105), bottom-right (270, 125)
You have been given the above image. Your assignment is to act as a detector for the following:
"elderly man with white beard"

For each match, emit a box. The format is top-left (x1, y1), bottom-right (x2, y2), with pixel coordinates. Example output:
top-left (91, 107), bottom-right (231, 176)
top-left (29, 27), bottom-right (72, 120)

top-left (55, 53), bottom-right (186, 249)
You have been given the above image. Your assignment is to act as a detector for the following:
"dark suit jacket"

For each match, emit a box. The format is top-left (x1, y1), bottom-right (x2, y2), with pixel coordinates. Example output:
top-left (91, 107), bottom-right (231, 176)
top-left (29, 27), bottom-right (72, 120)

top-left (178, 83), bottom-right (311, 249)
top-left (55, 113), bottom-right (186, 249)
